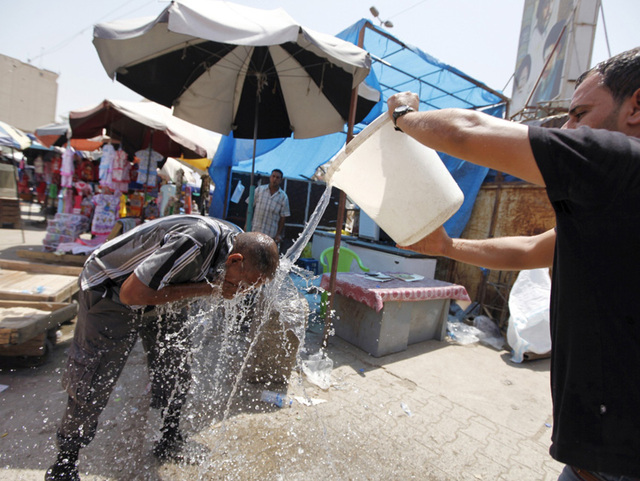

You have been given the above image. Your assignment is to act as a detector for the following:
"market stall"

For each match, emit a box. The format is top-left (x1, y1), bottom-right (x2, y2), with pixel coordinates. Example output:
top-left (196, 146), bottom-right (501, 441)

top-left (29, 99), bottom-right (223, 256)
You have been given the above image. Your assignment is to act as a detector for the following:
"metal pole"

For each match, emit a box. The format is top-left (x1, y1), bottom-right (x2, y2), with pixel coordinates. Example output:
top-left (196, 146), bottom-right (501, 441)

top-left (322, 24), bottom-right (366, 348)
top-left (245, 91), bottom-right (260, 232)
top-left (361, 21), bottom-right (509, 107)
top-left (477, 172), bottom-right (504, 305)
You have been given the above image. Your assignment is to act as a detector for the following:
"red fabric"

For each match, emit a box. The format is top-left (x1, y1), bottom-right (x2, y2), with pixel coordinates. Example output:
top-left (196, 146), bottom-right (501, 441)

top-left (320, 272), bottom-right (470, 312)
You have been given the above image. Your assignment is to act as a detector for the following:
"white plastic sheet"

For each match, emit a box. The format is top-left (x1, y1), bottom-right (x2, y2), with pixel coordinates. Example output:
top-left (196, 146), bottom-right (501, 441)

top-left (506, 268), bottom-right (552, 363)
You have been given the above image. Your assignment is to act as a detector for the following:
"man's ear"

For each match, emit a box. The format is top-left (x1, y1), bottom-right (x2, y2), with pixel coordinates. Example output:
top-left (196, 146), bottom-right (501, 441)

top-left (225, 252), bottom-right (244, 266)
top-left (626, 87), bottom-right (640, 126)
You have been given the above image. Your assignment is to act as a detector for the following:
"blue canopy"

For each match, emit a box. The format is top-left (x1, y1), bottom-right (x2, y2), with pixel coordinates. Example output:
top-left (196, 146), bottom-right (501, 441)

top-left (212, 19), bottom-right (507, 237)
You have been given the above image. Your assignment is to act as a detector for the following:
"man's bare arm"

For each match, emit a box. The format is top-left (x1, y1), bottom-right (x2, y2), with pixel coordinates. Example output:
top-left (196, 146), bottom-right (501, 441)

top-left (400, 227), bottom-right (556, 271)
top-left (388, 92), bottom-right (544, 186)
top-left (119, 273), bottom-right (220, 306)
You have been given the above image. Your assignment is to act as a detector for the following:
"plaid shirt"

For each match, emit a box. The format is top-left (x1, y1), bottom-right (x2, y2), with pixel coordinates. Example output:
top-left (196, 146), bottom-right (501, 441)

top-left (251, 184), bottom-right (290, 239)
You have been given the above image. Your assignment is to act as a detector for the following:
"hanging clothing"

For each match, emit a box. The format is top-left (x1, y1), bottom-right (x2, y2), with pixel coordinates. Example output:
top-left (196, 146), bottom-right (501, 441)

top-left (99, 144), bottom-right (116, 188)
top-left (60, 148), bottom-right (75, 188)
top-left (113, 150), bottom-right (131, 193)
top-left (91, 193), bottom-right (121, 236)
top-left (136, 149), bottom-right (162, 187)
top-left (158, 183), bottom-right (177, 217)
top-left (128, 192), bottom-right (145, 217)
top-left (34, 156), bottom-right (44, 175)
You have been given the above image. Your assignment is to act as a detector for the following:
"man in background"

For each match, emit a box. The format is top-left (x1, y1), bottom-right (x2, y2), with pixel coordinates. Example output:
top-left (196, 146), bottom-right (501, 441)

top-left (250, 168), bottom-right (290, 246)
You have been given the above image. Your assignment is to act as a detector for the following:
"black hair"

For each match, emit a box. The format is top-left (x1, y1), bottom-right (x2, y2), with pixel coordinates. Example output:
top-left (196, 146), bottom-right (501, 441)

top-left (271, 169), bottom-right (283, 178)
top-left (576, 47), bottom-right (640, 104)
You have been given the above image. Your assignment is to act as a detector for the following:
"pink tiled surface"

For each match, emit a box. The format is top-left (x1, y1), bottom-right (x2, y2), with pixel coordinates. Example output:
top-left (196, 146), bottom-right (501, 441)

top-left (321, 272), bottom-right (470, 312)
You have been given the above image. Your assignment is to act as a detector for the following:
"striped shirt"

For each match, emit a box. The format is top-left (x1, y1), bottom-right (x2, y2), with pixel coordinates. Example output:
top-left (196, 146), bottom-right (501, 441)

top-left (80, 215), bottom-right (241, 295)
top-left (251, 184), bottom-right (290, 239)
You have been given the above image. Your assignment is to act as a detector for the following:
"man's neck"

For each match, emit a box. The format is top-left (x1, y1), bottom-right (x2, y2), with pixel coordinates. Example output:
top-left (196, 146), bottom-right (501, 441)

top-left (269, 184), bottom-right (279, 194)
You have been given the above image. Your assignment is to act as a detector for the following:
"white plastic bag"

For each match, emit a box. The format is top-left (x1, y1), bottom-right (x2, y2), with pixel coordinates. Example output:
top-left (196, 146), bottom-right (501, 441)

top-left (301, 351), bottom-right (333, 390)
top-left (230, 180), bottom-right (244, 203)
top-left (506, 268), bottom-right (552, 363)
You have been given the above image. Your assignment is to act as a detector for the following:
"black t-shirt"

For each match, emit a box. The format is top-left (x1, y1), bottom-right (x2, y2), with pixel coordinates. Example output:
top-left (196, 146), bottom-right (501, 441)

top-left (529, 125), bottom-right (640, 476)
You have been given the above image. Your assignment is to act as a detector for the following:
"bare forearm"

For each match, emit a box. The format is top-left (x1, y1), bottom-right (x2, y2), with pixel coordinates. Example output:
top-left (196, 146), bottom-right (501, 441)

top-left (120, 274), bottom-right (220, 306)
top-left (443, 236), bottom-right (552, 270)
top-left (277, 217), bottom-right (285, 236)
top-left (135, 282), bottom-right (219, 305)
top-left (398, 109), bottom-right (543, 184)
top-left (401, 227), bottom-right (555, 271)
top-left (388, 92), bottom-right (544, 185)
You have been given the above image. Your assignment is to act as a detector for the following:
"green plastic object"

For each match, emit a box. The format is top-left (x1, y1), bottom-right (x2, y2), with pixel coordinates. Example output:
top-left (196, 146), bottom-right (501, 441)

top-left (319, 246), bottom-right (370, 274)
top-left (319, 246), bottom-right (369, 316)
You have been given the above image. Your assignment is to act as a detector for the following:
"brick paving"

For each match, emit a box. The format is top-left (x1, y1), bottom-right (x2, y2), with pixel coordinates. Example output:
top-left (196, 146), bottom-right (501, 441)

top-left (0, 202), bottom-right (563, 480)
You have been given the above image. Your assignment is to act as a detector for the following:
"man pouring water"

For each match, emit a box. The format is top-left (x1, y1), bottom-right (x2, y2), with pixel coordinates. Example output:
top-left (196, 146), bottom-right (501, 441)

top-left (388, 47), bottom-right (640, 480)
top-left (46, 215), bottom-right (279, 481)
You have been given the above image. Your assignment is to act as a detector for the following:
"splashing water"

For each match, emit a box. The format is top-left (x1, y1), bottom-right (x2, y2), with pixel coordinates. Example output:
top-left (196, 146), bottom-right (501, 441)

top-left (137, 184), bottom-right (337, 479)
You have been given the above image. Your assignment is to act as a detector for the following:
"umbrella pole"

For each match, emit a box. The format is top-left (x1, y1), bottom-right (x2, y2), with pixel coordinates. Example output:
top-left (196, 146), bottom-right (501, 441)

top-left (10, 147), bottom-right (25, 243)
top-left (244, 94), bottom-right (260, 232)
top-left (322, 89), bottom-right (360, 348)
top-left (142, 131), bottom-right (154, 222)
top-left (322, 24), bottom-right (368, 348)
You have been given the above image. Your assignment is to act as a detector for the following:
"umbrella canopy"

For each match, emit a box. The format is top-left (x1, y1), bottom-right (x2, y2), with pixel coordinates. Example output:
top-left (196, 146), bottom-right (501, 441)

top-left (92, 0), bottom-right (375, 140)
top-left (0, 121), bottom-right (31, 150)
top-left (35, 121), bottom-right (71, 148)
top-left (68, 99), bottom-right (222, 159)
top-left (25, 134), bottom-right (54, 152)
top-left (35, 122), bottom-right (117, 152)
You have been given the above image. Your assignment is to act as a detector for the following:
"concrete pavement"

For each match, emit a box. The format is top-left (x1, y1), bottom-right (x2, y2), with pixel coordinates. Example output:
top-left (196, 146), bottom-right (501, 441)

top-left (0, 201), bottom-right (562, 480)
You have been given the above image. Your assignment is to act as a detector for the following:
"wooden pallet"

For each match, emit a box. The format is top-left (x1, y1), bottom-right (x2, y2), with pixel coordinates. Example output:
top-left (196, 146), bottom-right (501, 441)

top-left (0, 300), bottom-right (78, 358)
top-left (0, 260), bottom-right (80, 303)
top-left (0, 197), bottom-right (21, 228)
top-left (16, 249), bottom-right (88, 267)
top-left (0, 300), bottom-right (78, 346)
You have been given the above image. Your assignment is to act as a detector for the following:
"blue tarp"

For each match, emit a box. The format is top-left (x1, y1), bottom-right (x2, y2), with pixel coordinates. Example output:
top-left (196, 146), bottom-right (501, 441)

top-left (212, 19), bottom-right (507, 237)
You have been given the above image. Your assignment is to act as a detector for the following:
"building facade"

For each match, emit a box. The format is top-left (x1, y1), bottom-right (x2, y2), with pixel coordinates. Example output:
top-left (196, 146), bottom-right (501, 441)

top-left (0, 53), bottom-right (58, 132)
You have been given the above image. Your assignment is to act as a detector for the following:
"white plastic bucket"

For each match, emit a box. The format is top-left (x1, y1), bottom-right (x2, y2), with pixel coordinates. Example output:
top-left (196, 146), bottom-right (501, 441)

top-left (325, 113), bottom-right (464, 246)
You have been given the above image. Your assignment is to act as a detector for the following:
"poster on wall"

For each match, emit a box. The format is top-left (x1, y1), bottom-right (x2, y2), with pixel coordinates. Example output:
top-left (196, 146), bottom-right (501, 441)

top-left (510, 0), bottom-right (600, 118)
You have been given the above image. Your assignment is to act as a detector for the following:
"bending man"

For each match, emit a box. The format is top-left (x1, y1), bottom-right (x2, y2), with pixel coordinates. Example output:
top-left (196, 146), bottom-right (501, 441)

top-left (46, 215), bottom-right (279, 481)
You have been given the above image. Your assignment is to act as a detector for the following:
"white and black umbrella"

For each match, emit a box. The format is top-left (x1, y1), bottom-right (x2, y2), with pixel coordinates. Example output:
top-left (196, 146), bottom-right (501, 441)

top-left (92, 0), bottom-right (377, 226)
top-left (0, 120), bottom-right (31, 151)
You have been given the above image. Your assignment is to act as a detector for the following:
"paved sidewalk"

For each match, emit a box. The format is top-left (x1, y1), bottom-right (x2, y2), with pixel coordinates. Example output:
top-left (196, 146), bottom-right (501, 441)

top-left (0, 201), bottom-right (562, 480)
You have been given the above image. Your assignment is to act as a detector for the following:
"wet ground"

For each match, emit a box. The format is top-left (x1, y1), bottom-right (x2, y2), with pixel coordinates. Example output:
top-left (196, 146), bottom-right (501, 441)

top-left (0, 202), bottom-right (563, 480)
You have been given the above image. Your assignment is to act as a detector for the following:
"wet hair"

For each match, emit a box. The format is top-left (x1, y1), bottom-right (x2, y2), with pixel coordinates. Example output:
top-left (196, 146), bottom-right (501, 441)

top-left (271, 169), bottom-right (283, 178)
top-left (576, 47), bottom-right (640, 104)
top-left (233, 232), bottom-right (279, 280)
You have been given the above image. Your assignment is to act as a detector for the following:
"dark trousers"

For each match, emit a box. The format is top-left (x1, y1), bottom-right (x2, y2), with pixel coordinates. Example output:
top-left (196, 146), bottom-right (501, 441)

top-left (56, 288), bottom-right (192, 452)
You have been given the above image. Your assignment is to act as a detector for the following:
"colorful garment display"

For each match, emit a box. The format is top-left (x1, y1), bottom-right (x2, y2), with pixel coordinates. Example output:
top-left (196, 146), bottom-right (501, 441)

top-left (135, 148), bottom-right (162, 187)
top-left (128, 192), bottom-right (145, 218)
top-left (60, 148), bottom-right (75, 188)
top-left (158, 182), bottom-right (177, 217)
top-left (99, 144), bottom-right (116, 187)
top-left (91, 193), bottom-right (121, 236)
